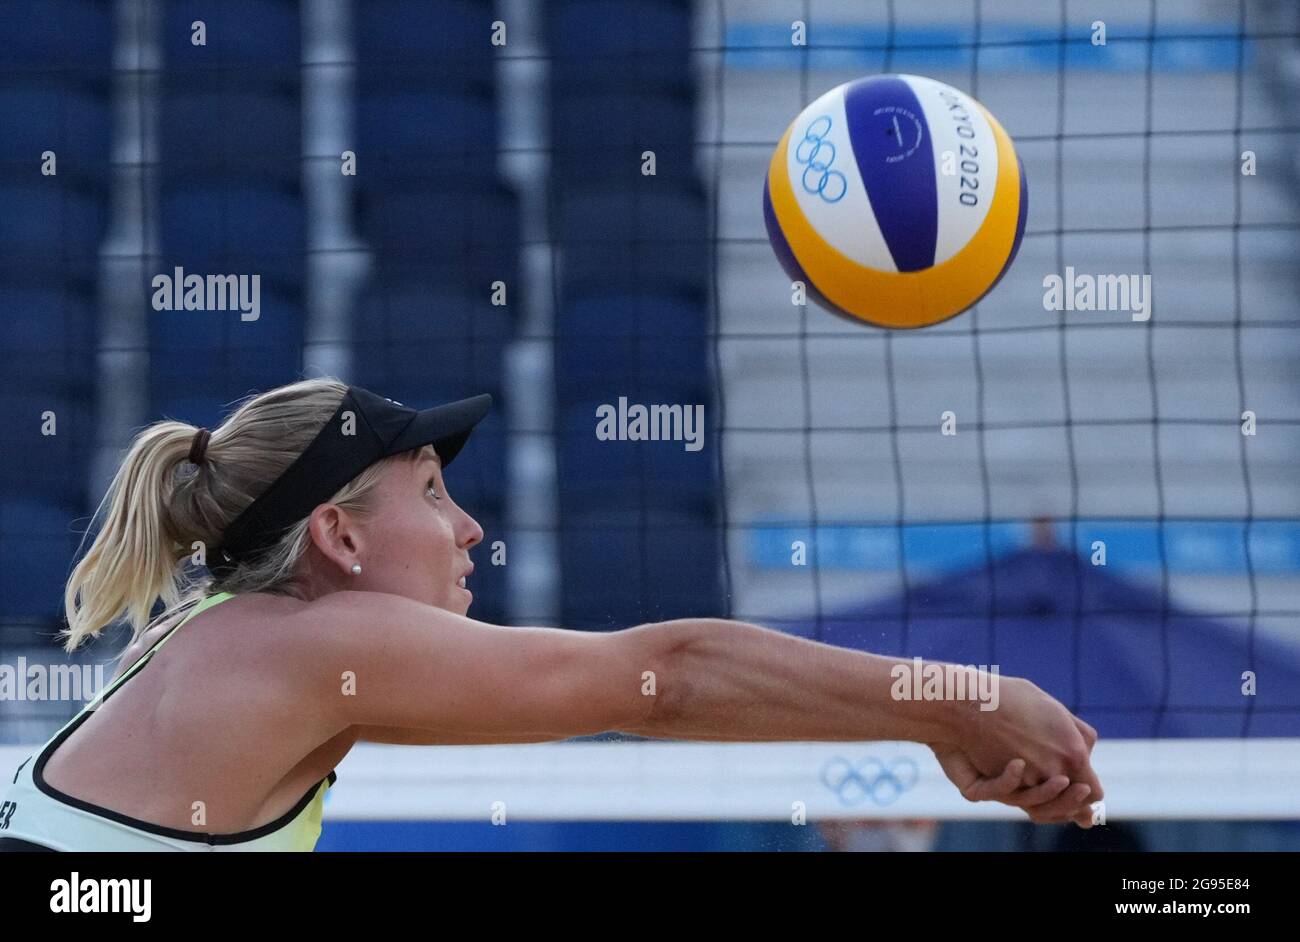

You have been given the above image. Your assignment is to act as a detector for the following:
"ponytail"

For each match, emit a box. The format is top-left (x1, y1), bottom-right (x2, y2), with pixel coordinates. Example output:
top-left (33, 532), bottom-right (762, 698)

top-left (59, 378), bottom-right (402, 653)
top-left (61, 422), bottom-right (204, 652)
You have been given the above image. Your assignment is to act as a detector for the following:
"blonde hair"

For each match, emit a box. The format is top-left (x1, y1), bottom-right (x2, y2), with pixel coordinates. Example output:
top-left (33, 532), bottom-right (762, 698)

top-left (61, 378), bottom-right (409, 653)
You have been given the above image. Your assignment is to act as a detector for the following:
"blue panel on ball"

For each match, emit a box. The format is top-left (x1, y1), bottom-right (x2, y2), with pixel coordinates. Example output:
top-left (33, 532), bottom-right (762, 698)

top-left (762, 176), bottom-right (838, 313)
top-left (844, 76), bottom-right (937, 272)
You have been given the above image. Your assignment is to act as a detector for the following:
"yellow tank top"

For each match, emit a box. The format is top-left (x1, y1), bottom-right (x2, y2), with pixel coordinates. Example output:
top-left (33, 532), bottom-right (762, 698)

top-left (0, 592), bottom-right (335, 851)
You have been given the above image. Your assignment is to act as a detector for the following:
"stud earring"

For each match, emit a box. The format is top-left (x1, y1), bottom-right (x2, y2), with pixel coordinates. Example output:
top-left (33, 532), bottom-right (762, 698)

top-left (350, 563), bottom-right (362, 575)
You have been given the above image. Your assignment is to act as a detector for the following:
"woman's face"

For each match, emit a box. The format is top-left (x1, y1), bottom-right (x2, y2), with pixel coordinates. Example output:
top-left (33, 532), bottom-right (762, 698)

top-left (353, 445), bottom-right (483, 614)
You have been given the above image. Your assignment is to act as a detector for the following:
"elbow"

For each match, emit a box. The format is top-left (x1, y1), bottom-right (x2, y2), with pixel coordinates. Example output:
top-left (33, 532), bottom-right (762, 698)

top-left (625, 617), bottom-right (741, 736)
top-left (622, 618), bottom-right (705, 737)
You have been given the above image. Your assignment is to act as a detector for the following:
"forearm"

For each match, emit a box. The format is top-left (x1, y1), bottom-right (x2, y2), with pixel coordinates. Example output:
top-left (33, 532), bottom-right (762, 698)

top-left (640, 618), bottom-right (964, 745)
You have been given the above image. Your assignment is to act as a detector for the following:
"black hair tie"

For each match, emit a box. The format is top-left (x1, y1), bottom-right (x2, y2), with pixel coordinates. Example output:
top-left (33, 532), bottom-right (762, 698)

top-left (188, 428), bottom-right (212, 466)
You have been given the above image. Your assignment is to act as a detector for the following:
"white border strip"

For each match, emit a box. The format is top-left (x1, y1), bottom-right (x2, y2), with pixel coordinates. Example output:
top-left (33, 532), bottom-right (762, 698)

top-left (5, 739), bottom-right (1298, 821)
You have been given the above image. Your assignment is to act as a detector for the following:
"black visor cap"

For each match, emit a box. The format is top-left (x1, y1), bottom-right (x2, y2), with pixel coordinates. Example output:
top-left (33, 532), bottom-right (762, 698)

top-left (211, 387), bottom-right (492, 573)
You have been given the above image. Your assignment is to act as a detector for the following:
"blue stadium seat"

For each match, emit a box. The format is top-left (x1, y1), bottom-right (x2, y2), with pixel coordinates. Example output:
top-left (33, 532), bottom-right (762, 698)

top-left (559, 508), bottom-right (722, 629)
top-left (5, 0), bottom-right (113, 68)
top-left (1, 285), bottom-right (97, 386)
top-left (557, 289), bottom-right (706, 336)
top-left (149, 372), bottom-right (306, 434)
top-left (555, 291), bottom-right (708, 398)
top-left (149, 285), bottom-right (302, 349)
top-left (353, 335), bottom-right (506, 398)
top-left (149, 289), bottom-right (304, 423)
top-left (163, 0), bottom-right (299, 67)
top-left (160, 85), bottom-right (300, 184)
top-left (554, 401), bottom-right (716, 516)
top-left (0, 387), bottom-right (94, 502)
top-left (150, 357), bottom-right (304, 411)
top-left (145, 393), bottom-right (242, 434)
top-left (555, 183), bottom-right (708, 292)
top-left (355, 0), bottom-right (494, 86)
top-left (355, 87), bottom-right (498, 188)
top-left (551, 91), bottom-right (696, 182)
top-left (556, 182), bottom-right (706, 248)
top-left (0, 498), bottom-right (83, 621)
top-left (0, 82), bottom-right (112, 184)
top-left (357, 281), bottom-right (514, 341)
top-left (160, 183), bottom-right (304, 289)
top-left (358, 183), bottom-right (519, 280)
top-left (547, 0), bottom-right (692, 93)
top-left (0, 184), bottom-right (106, 280)
top-left (555, 335), bottom-right (708, 403)
top-left (366, 262), bottom-right (520, 312)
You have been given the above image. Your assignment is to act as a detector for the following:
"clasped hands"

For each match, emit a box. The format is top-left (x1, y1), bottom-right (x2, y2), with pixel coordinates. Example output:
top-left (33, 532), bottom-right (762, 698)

top-left (928, 675), bottom-right (1103, 828)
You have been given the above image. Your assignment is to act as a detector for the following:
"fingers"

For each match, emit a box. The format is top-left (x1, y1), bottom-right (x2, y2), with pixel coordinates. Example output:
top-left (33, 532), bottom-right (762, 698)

top-left (936, 746), bottom-right (1103, 830)
top-left (1067, 753), bottom-right (1104, 803)
top-left (1002, 774), bottom-right (1071, 809)
top-left (1060, 719), bottom-right (1105, 803)
top-left (960, 762), bottom-right (1095, 828)
top-left (960, 758), bottom-right (1026, 802)
top-left (1059, 753), bottom-right (1103, 805)
top-left (982, 764), bottom-right (1099, 825)
top-left (1023, 782), bottom-right (1094, 824)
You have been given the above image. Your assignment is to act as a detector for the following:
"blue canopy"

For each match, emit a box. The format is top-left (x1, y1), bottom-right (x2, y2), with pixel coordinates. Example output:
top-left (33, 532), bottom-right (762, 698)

top-left (815, 546), bottom-right (1300, 738)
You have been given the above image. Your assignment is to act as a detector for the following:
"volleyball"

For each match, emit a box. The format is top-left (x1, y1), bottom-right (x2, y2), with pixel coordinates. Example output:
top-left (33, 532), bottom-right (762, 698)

top-left (763, 73), bottom-right (1028, 329)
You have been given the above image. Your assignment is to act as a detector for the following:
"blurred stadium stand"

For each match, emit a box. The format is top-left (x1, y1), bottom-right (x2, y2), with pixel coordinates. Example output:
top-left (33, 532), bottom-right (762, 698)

top-left (155, 0), bottom-right (305, 426)
top-left (0, 0), bottom-right (111, 743)
top-left (547, 0), bottom-right (724, 630)
top-left (349, 0), bottom-right (516, 625)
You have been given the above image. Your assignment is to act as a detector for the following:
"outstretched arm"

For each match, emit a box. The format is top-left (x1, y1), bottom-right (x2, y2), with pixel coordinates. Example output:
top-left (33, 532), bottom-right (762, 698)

top-left (636, 617), bottom-right (1101, 826)
top-left (303, 594), bottom-right (1101, 825)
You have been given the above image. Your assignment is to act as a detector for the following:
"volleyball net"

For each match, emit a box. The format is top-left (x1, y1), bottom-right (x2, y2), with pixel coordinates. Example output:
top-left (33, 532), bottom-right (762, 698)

top-left (687, 0), bottom-right (1300, 826)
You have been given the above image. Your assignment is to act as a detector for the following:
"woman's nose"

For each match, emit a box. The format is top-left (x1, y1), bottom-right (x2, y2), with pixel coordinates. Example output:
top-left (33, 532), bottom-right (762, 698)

top-left (457, 507), bottom-right (484, 549)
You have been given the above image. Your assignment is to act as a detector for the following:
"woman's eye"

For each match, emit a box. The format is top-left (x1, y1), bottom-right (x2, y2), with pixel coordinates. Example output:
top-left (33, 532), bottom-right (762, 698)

top-left (426, 480), bottom-right (442, 500)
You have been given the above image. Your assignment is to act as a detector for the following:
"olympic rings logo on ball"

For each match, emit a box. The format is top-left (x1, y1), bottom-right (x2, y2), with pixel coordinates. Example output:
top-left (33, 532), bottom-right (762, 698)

top-left (820, 755), bottom-right (919, 806)
top-left (795, 115), bottom-right (848, 203)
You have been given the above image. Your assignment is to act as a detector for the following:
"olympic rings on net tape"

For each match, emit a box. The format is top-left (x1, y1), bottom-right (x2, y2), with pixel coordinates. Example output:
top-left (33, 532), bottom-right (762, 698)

top-left (820, 755), bottom-right (920, 807)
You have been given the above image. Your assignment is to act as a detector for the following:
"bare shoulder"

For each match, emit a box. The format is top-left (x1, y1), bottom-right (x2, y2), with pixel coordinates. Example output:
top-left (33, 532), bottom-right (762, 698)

top-left (288, 589), bottom-right (454, 645)
top-left (269, 589), bottom-right (468, 675)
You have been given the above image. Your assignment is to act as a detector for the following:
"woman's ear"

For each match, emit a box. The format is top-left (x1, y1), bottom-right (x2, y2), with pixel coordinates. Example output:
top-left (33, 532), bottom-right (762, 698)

top-left (307, 503), bottom-right (363, 576)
